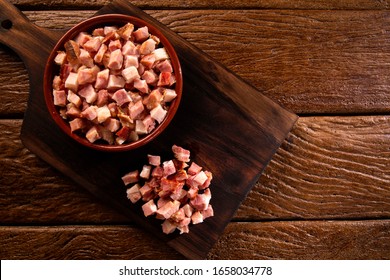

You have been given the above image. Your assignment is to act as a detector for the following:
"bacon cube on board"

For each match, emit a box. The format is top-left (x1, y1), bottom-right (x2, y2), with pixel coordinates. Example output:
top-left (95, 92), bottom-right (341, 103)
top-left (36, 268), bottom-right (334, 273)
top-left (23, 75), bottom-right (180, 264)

top-left (122, 145), bottom-right (213, 234)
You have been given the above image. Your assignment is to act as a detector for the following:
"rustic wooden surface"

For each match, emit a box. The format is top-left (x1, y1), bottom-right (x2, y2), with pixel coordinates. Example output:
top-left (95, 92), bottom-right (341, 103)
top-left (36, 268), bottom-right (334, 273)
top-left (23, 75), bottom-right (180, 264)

top-left (1, 0), bottom-right (390, 259)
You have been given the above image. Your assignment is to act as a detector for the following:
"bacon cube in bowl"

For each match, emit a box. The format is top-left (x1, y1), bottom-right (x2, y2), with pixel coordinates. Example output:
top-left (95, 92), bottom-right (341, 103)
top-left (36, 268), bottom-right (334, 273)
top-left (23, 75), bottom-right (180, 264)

top-left (44, 14), bottom-right (182, 152)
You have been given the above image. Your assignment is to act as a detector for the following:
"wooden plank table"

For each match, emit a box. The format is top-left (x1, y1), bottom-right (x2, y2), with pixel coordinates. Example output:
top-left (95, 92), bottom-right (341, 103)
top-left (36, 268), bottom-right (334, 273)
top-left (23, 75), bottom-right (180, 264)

top-left (1, 0), bottom-right (390, 259)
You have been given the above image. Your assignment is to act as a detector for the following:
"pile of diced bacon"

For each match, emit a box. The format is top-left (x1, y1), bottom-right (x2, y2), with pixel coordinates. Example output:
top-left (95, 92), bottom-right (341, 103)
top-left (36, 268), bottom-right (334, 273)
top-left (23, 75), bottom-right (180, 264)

top-left (52, 22), bottom-right (178, 145)
top-left (122, 145), bottom-right (214, 234)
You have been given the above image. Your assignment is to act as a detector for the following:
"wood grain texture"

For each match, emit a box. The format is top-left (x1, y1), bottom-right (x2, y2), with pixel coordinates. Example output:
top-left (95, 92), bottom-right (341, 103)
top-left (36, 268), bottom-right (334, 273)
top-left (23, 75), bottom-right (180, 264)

top-left (10, 0), bottom-right (390, 10)
top-left (6, 0), bottom-right (295, 259)
top-left (0, 225), bottom-right (182, 259)
top-left (210, 220), bottom-right (390, 259)
top-left (1, 220), bottom-right (389, 259)
top-left (2, 116), bottom-right (390, 223)
top-left (2, 9), bottom-right (390, 115)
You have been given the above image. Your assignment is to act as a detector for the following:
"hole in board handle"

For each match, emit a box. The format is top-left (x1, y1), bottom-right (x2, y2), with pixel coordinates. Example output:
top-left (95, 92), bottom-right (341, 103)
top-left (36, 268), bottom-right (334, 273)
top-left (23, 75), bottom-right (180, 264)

top-left (1, 19), bottom-right (13, 29)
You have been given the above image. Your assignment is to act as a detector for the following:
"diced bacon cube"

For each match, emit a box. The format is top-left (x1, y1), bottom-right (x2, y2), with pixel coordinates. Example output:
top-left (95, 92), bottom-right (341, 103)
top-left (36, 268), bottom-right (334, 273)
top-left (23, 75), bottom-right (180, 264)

top-left (117, 22), bottom-right (134, 40)
top-left (202, 204), bottom-right (214, 219)
top-left (150, 104), bottom-right (167, 124)
top-left (96, 89), bottom-right (109, 107)
top-left (170, 208), bottom-right (185, 223)
top-left (142, 115), bottom-right (155, 133)
top-left (133, 26), bottom-right (149, 42)
top-left (157, 72), bottom-right (172, 86)
top-left (108, 39), bottom-right (122, 52)
top-left (155, 60), bottom-right (173, 73)
top-left (188, 162), bottom-right (202, 175)
top-left (139, 183), bottom-right (154, 200)
top-left (123, 55), bottom-right (139, 68)
top-left (161, 219), bottom-right (176, 234)
top-left (172, 145), bottom-right (191, 162)
top-left (170, 188), bottom-right (187, 201)
top-left (95, 69), bottom-right (109, 89)
top-left (112, 89), bottom-right (132, 106)
top-left (67, 90), bottom-right (82, 107)
top-left (103, 118), bottom-right (120, 132)
top-left (83, 36), bottom-right (103, 52)
top-left (121, 170), bottom-right (139, 185)
top-left (121, 66), bottom-right (140, 83)
top-left (182, 204), bottom-right (194, 218)
top-left (116, 126), bottom-right (130, 139)
top-left (53, 75), bottom-right (62, 90)
top-left (171, 169), bottom-right (188, 182)
top-left (78, 84), bottom-right (97, 104)
top-left (152, 48), bottom-right (169, 61)
top-left (108, 49), bottom-right (123, 70)
top-left (162, 160), bottom-right (176, 176)
top-left (64, 40), bottom-right (80, 65)
top-left (83, 36), bottom-right (102, 52)
top-left (162, 88), bottom-right (177, 102)
top-left (192, 171), bottom-right (208, 187)
top-left (142, 69), bottom-right (158, 85)
top-left (69, 118), bottom-right (86, 132)
top-left (77, 65), bottom-right (99, 85)
top-left (126, 184), bottom-right (142, 203)
top-left (53, 90), bottom-right (67, 106)
top-left (140, 165), bottom-right (152, 180)
top-left (200, 170), bottom-right (213, 190)
top-left (134, 78), bottom-right (149, 93)
top-left (129, 100), bottom-right (145, 119)
top-left (187, 186), bottom-right (198, 199)
top-left (94, 43), bottom-right (107, 64)
top-left (75, 31), bottom-right (91, 47)
top-left (81, 105), bottom-right (98, 121)
top-left (85, 125), bottom-right (101, 143)
top-left (54, 51), bottom-right (67, 65)
top-left (65, 103), bottom-right (81, 118)
top-left (140, 38), bottom-right (156, 55)
top-left (156, 200), bottom-right (180, 219)
top-left (135, 119), bottom-right (148, 135)
top-left (79, 48), bottom-right (94, 68)
top-left (97, 105), bottom-right (111, 123)
top-left (122, 40), bottom-right (137, 55)
top-left (142, 200), bottom-right (157, 217)
top-left (107, 75), bottom-right (125, 90)
top-left (140, 54), bottom-right (156, 69)
top-left (64, 72), bottom-right (79, 92)
top-left (92, 28), bottom-right (104, 36)
top-left (157, 197), bottom-right (171, 209)
top-left (104, 26), bottom-right (117, 35)
top-left (190, 188), bottom-right (211, 211)
top-left (143, 89), bottom-right (162, 110)
top-left (191, 211), bottom-right (204, 224)
top-left (148, 154), bottom-right (161, 166)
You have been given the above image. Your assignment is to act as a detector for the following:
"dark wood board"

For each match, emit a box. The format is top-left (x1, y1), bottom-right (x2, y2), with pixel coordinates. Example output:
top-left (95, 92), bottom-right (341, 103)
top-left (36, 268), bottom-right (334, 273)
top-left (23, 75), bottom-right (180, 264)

top-left (0, 0), bottom-right (297, 259)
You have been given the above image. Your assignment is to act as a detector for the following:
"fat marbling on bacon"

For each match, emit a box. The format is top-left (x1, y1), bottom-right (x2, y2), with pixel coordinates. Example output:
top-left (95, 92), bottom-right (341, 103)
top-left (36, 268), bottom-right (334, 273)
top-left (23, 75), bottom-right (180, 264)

top-left (52, 22), bottom-right (178, 145)
top-left (122, 145), bottom-right (214, 234)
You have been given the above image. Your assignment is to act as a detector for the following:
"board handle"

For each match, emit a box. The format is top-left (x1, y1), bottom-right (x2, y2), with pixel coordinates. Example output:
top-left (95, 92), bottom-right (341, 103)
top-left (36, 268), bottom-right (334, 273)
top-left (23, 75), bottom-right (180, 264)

top-left (0, 0), bottom-right (58, 71)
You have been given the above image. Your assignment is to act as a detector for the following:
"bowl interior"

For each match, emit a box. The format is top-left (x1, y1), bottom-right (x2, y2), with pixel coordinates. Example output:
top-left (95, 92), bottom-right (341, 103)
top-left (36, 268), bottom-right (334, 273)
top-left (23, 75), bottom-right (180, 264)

top-left (44, 14), bottom-right (182, 152)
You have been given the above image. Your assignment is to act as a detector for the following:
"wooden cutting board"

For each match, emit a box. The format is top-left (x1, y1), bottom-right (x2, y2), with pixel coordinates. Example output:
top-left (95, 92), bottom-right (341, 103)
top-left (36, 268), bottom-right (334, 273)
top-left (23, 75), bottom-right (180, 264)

top-left (0, 0), bottom-right (298, 259)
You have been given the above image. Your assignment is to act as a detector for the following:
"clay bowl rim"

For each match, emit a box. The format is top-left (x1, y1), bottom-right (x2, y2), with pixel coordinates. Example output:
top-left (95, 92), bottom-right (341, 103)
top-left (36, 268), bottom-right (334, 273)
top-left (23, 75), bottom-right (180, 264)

top-left (43, 14), bottom-right (183, 152)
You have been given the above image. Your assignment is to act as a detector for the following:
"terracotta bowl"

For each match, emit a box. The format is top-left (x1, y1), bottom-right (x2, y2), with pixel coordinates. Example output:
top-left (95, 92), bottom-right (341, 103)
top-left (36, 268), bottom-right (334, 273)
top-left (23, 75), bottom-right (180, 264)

top-left (44, 14), bottom-right (182, 152)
